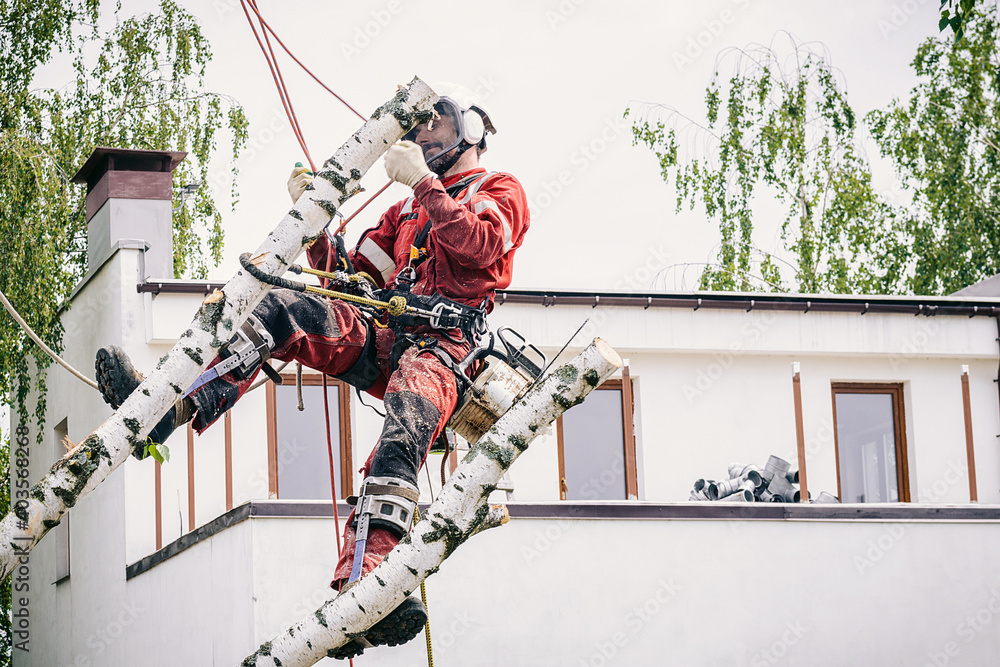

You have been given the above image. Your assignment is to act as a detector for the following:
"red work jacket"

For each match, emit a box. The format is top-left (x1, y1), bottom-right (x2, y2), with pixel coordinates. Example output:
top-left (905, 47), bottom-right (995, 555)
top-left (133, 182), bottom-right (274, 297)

top-left (307, 168), bottom-right (529, 310)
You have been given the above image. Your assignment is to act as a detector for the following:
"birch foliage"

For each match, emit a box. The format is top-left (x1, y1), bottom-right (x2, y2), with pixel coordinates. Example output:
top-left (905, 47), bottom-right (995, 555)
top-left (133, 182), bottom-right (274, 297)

top-left (868, 7), bottom-right (999, 294)
top-left (628, 37), bottom-right (910, 294)
top-left (0, 0), bottom-right (247, 435)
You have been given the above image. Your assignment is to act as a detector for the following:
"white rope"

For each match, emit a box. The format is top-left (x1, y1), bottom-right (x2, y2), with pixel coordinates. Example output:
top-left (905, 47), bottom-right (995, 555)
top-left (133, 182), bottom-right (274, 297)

top-left (0, 284), bottom-right (288, 397)
top-left (0, 287), bottom-right (99, 390)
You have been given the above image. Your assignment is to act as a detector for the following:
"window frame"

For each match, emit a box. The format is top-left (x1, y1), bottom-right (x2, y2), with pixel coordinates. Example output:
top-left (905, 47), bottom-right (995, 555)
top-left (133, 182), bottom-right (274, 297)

top-left (555, 375), bottom-right (638, 501)
top-left (266, 374), bottom-right (354, 499)
top-left (831, 382), bottom-right (910, 503)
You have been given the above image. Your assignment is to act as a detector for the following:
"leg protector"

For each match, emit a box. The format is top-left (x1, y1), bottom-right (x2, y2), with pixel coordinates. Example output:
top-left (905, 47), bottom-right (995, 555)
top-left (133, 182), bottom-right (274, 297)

top-left (213, 313), bottom-right (275, 382)
top-left (348, 476), bottom-right (420, 538)
top-left (347, 476), bottom-right (419, 585)
top-left (184, 313), bottom-right (276, 401)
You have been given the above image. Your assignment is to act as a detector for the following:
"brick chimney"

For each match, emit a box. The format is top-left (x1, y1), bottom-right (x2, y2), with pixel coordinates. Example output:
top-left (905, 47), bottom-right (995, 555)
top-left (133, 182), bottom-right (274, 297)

top-left (72, 146), bottom-right (186, 279)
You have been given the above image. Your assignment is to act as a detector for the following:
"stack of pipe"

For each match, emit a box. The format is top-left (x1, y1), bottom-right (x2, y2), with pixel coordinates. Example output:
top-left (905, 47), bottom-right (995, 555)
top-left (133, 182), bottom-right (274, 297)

top-left (688, 455), bottom-right (839, 503)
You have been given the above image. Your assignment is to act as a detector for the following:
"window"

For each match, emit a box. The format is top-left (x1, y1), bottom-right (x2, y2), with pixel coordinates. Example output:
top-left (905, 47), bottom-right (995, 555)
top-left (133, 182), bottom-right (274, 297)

top-left (52, 418), bottom-right (70, 583)
top-left (556, 375), bottom-right (638, 500)
top-left (831, 383), bottom-right (910, 503)
top-left (266, 374), bottom-right (353, 500)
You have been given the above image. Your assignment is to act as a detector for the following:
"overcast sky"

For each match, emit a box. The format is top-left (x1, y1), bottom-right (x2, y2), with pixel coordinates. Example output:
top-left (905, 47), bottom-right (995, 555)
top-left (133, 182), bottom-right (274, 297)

top-left (53, 0), bottom-right (951, 293)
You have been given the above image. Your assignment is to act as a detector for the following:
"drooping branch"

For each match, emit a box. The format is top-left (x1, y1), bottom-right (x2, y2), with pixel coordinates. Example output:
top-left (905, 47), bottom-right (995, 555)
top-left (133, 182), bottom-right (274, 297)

top-left (240, 338), bottom-right (623, 667)
top-left (0, 78), bottom-right (438, 581)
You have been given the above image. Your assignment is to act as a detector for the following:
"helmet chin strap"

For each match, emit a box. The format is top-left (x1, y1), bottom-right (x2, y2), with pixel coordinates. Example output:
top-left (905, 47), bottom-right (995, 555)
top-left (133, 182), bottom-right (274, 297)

top-left (426, 140), bottom-right (473, 177)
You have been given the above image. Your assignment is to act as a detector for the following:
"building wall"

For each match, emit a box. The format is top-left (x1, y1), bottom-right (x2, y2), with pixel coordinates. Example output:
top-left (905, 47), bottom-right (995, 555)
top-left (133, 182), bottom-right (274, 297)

top-left (14, 249), bottom-right (134, 667)
top-left (101, 509), bottom-right (1000, 666)
top-left (139, 291), bottom-right (1000, 509)
top-left (13, 242), bottom-right (1000, 665)
top-left (488, 302), bottom-right (1000, 505)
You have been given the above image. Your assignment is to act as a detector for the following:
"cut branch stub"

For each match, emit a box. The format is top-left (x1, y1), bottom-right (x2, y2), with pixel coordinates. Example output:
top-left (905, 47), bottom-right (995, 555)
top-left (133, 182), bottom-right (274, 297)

top-left (0, 78), bottom-right (438, 582)
top-left (240, 338), bottom-right (622, 667)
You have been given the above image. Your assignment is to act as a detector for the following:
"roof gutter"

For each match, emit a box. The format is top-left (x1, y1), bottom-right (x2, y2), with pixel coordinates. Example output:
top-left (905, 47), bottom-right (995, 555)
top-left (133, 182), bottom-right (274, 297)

top-left (135, 280), bottom-right (1000, 318)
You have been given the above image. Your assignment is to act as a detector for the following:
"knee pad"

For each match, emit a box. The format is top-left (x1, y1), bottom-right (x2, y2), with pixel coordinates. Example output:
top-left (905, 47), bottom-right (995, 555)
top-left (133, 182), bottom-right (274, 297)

top-left (350, 476), bottom-right (420, 539)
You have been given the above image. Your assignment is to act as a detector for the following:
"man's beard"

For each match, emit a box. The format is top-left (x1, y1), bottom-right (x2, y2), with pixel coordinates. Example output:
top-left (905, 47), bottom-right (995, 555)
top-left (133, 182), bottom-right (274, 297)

top-left (427, 144), bottom-right (466, 176)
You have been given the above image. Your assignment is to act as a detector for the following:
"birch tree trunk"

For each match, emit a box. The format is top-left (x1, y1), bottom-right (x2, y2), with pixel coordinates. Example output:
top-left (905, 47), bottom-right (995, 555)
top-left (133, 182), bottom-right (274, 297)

top-left (240, 338), bottom-right (622, 667)
top-left (0, 78), bottom-right (438, 581)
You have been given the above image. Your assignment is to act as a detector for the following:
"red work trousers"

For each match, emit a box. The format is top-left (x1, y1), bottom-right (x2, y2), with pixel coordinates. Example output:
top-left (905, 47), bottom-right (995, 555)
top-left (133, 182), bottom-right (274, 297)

top-left (187, 289), bottom-right (467, 586)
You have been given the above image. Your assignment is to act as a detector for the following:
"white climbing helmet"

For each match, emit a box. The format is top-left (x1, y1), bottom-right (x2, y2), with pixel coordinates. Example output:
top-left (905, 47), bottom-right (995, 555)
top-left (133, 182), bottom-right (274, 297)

top-left (404, 82), bottom-right (496, 161)
top-left (431, 81), bottom-right (496, 149)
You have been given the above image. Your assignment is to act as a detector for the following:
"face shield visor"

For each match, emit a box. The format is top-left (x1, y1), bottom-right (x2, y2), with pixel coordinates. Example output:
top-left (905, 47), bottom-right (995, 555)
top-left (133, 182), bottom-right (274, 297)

top-left (402, 97), bottom-right (467, 172)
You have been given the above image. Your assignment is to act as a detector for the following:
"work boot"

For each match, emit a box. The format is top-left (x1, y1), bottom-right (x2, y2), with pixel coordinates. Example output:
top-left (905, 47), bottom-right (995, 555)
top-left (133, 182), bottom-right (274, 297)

top-left (366, 596), bottom-right (428, 647)
top-left (326, 589), bottom-right (428, 660)
top-left (95, 345), bottom-right (193, 459)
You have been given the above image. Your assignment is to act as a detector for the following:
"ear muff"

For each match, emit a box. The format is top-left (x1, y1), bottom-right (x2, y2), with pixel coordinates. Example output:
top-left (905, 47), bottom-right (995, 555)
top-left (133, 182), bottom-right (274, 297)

top-left (461, 109), bottom-right (485, 145)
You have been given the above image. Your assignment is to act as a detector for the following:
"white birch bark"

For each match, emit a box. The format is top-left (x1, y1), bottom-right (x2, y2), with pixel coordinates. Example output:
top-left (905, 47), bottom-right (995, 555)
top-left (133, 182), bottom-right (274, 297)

top-left (240, 338), bottom-right (623, 667)
top-left (0, 78), bottom-right (438, 581)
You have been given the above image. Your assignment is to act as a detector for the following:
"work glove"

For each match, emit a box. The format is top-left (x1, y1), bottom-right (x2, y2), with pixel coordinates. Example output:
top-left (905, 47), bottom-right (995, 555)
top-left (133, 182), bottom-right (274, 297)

top-left (385, 141), bottom-right (433, 188)
top-left (287, 163), bottom-right (314, 203)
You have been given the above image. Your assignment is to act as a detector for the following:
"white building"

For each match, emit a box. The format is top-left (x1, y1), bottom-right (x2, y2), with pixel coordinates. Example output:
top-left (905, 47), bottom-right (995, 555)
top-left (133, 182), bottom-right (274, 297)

top-left (13, 148), bottom-right (1000, 666)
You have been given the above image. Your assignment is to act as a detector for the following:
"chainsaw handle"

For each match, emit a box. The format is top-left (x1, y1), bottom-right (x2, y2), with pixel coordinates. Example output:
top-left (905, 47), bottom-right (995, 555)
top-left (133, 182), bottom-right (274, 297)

top-left (497, 327), bottom-right (546, 379)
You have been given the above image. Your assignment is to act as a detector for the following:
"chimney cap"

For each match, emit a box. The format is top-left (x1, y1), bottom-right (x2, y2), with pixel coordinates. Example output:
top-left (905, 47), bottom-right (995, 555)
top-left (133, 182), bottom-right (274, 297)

top-left (72, 146), bottom-right (187, 187)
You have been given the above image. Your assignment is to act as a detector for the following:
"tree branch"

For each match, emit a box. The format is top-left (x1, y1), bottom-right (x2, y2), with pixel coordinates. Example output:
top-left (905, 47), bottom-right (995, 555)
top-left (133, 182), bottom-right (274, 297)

top-left (0, 77), bottom-right (438, 581)
top-left (239, 338), bottom-right (623, 667)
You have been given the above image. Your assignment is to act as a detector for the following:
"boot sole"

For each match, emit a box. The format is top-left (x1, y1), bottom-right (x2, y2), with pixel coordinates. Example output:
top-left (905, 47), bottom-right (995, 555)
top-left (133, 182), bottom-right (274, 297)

top-left (366, 596), bottom-right (428, 648)
top-left (327, 639), bottom-right (365, 660)
top-left (95, 346), bottom-right (144, 410)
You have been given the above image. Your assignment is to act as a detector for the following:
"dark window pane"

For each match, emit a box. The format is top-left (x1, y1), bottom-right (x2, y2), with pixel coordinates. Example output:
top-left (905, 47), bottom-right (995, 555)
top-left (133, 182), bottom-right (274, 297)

top-left (275, 383), bottom-right (340, 500)
top-left (835, 393), bottom-right (898, 503)
top-left (562, 389), bottom-right (626, 500)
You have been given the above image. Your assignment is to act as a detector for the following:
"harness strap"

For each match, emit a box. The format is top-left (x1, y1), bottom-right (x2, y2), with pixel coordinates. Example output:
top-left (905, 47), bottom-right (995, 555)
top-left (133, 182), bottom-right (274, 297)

top-left (408, 172), bottom-right (495, 270)
top-left (346, 484), bottom-right (420, 505)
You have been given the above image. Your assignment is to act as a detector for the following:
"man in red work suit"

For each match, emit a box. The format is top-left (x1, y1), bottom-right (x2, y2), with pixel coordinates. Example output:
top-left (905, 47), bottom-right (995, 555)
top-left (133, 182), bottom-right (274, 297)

top-left (95, 83), bottom-right (529, 658)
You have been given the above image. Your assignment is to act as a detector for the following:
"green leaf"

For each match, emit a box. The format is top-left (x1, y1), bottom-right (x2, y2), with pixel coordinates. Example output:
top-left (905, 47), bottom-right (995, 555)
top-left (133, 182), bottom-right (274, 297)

top-left (0, 0), bottom-right (245, 434)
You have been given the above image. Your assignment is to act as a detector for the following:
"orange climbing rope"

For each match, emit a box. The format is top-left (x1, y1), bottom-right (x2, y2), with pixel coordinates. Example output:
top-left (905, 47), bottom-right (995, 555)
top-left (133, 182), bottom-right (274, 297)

top-left (237, 6), bottom-right (436, 664)
top-left (239, 0), bottom-right (395, 231)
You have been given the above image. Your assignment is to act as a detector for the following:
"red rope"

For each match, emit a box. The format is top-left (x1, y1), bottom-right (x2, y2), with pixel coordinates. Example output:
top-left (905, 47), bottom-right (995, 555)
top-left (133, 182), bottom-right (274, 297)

top-left (238, 0), bottom-right (315, 172)
top-left (240, 0), bottom-right (395, 234)
top-left (321, 374), bottom-right (354, 666)
top-left (244, 0), bottom-right (367, 122)
top-left (334, 180), bottom-right (394, 237)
